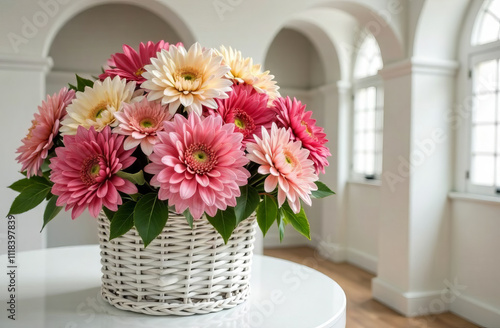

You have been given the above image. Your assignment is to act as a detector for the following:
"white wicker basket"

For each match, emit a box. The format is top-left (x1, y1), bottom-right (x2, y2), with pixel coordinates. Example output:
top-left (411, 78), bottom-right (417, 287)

top-left (97, 211), bottom-right (256, 316)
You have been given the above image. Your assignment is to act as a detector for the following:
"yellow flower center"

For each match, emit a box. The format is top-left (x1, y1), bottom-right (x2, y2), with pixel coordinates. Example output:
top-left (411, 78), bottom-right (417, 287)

top-left (140, 118), bottom-right (153, 128)
top-left (81, 155), bottom-right (102, 186)
top-left (135, 67), bottom-right (145, 77)
top-left (185, 143), bottom-right (217, 175)
top-left (232, 109), bottom-right (255, 138)
top-left (301, 120), bottom-right (313, 137)
top-left (26, 120), bottom-right (38, 140)
top-left (177, 67), bottom-right (201, 82)
top-left (234, 117), bottom-right (245, 129)
top-left (91, 101), bottom-right (108, 119)
top-left (95, 109), bottom-right (105, 118)
top-left (283, 149), bottom-right (299, 169)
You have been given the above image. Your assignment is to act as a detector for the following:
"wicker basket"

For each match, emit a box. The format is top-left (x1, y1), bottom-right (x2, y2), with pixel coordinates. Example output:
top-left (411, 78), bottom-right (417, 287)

top-left (97, 211), bottom-right (256, 316)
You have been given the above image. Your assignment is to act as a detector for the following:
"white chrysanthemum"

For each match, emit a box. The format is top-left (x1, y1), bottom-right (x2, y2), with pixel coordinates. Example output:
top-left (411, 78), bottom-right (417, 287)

top-left (217, 45), bottom-right (255, 84)
top-left (250, 64), bottom-right (281, 106)
top-left (60, 76), bottom-right (137, 135)
top-left (141, 43), bottom-right (233, 116)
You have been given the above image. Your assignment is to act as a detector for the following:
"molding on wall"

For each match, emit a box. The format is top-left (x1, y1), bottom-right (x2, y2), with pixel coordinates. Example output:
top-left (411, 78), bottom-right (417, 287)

top-left (46, 70), bottom-right (97, 90)
top-left (346, 248), bottom-right (377, 274)
top-left (448, 191), bottom-right (500, 206)
top-left (0, 54), bottom-right (53, 72)
top-left (450, 293), bottom-right (500, 328)
top-left (336, 80), bottom-right (351, 93)
top-left (280, 81), bottom-right (349, 98)
top-left (379, 57), bottom-right (459, 80)
top-left (372, 277), bottom-right (450, 316)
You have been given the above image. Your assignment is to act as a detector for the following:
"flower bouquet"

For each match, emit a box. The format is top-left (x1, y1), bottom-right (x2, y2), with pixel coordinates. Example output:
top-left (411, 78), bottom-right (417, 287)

top-left (8, 41), bottom-right (334, 315)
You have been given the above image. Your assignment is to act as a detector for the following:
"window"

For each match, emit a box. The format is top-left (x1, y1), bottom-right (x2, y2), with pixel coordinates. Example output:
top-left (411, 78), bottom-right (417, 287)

top-left (352, 33), bottom-right (383, 179)
top-left (467, 0), bottom-right (500, 195)
top-left (472, 0), bottom-right (500, 46)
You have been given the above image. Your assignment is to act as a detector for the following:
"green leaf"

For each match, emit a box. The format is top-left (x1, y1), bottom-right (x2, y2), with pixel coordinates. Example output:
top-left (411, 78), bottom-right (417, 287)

top-left (68, 83), bottom-right (77, 91)
top-left (311, 181), bottom-right (335, 199)
top-left (110, 202), bottom-right (136, 240)
top-left (235, 185), bottom-right (260, 224)
top-left (134, 193), bottom-right (169, 247)
top-left (41, 196), bottom-right (62, 231)
top-left (8, 183), bottom-right (51, 215)
top-left (207, 207), bottom-right (237, 244)
top-left (183, 209), bottom-right (194, 229)
top-left (256, 194), bottom-right (278, 237)
top-left (129, 193), bottom-right (141, 202)
top-left (8, 176), bottom-right (51, 193)
top-left (116, 170), bottom-right (146, 186)
top-left (277, 208), bottom-right (285, 242)
top-left (281, 203), bottom-right (311, 240)
top-left (102, 207), bottom-right (116, 221)
top-left (8, 179), bottom-right (32, 192)
top-left (75, 74), bottom-right (94, 92)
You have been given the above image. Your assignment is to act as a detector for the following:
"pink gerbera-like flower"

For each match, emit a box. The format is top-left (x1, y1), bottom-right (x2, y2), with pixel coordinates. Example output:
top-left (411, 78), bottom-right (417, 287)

top-left (145, 114), bottom-right (250, 219)
top-left (99, 40), bottom-right (182, 85)
top-left (49, 126), bottom-right (137, 219)
top-left (113, 98), bottom-right (171, 155)
top-left (16, 88), bottom-right (75, 178)
top-left (246, 124), bottom-right (318, 213)
top-left (274, 97), bottom-right (331, 174)
top-left (214, 84), bottom-right (276, 145)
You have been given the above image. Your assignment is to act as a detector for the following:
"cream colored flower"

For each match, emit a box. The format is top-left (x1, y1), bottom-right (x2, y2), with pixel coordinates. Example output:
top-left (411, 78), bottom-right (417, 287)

top-left (250, 64), bottom-right (281, 106)
top-left (217, 45), bottom-right (255, 84)
top-left (141, 43), bottom-right (232, 116)
top-left (60, 76), bottom-right (136, 135)
top-left (217, 45), bottom-right (280, 106)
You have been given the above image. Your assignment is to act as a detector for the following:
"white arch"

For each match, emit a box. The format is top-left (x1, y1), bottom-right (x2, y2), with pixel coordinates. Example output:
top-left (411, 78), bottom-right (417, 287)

top-left (283, 19), bottom-right (342, 83)
top-left (264, 8), bottom-right (359, 83)
top-left (312, 0), bottom-right (405, 64)
top-left (412, 0), bottom-right (470, 60)
top-left (42, 0), bottom-right (196, 57)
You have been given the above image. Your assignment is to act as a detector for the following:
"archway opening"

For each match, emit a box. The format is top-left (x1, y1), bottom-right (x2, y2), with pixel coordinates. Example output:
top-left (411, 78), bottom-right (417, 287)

top-left (263, 27), bottom-right (334, 247)
top-left (46, 3), bottom-right (183, 95)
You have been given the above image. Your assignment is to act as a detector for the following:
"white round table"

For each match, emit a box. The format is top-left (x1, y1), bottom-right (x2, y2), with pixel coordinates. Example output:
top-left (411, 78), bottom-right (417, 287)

top-left (0, 245), bottom-right (346, 328)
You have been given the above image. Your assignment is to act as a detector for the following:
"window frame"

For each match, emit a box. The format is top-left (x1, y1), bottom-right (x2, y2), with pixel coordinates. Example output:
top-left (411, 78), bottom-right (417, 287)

top-left (466, 47), bottom-right (500, 195)
top-left (350, 34), bottom-right (384, 182)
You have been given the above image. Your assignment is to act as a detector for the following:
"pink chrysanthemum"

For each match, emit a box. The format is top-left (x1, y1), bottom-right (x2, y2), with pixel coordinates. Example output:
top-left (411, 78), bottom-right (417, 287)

top-left (246, 124), bottom-right (318, 213)
top-left (274, 97), bottom-right (331, 174)
top-left (49, 126), bottom-right (137, 219)
top-left (113, 98), bottom-right (171, 155)
top-left (16, 88), bottom-right (75, 178)
top-left (145, 114), bottom-right (250, 219)
top-left (214, 84), bottom-right (276, 145)
top-left (99, 41), bottom-right (183, 85)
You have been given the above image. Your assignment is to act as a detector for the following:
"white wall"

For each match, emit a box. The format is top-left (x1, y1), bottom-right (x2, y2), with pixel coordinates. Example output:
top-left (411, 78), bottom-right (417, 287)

top-left (449, 197), bottom-right (500, 327)
top-left (346, 182), bottom-right (380, 273)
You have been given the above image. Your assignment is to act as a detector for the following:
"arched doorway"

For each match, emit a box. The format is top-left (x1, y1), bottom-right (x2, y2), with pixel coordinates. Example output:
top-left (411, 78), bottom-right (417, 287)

top-left (263, 22), bottom-right (341, 247)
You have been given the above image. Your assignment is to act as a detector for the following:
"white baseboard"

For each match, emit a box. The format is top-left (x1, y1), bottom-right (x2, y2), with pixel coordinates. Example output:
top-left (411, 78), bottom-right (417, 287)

top-left (450, 293), bottom-right (500, 328)
top-left (346, 248), bottom-right (377, 274)
top-left (263, 232), bottom-right (312, 248)
top-left (372, 277), bottom-right (450, 316)
top-left (313, 240), bottom-right (346, 262)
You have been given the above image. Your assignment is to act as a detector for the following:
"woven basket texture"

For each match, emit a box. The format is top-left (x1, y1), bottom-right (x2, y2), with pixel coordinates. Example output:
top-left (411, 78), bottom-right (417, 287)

top-left (97, 211), bottom-right (256, 316)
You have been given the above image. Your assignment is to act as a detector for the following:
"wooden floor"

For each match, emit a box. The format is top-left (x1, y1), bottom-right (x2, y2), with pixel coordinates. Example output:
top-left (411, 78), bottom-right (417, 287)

top-left (264, 247), bottom-right (480, 328)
